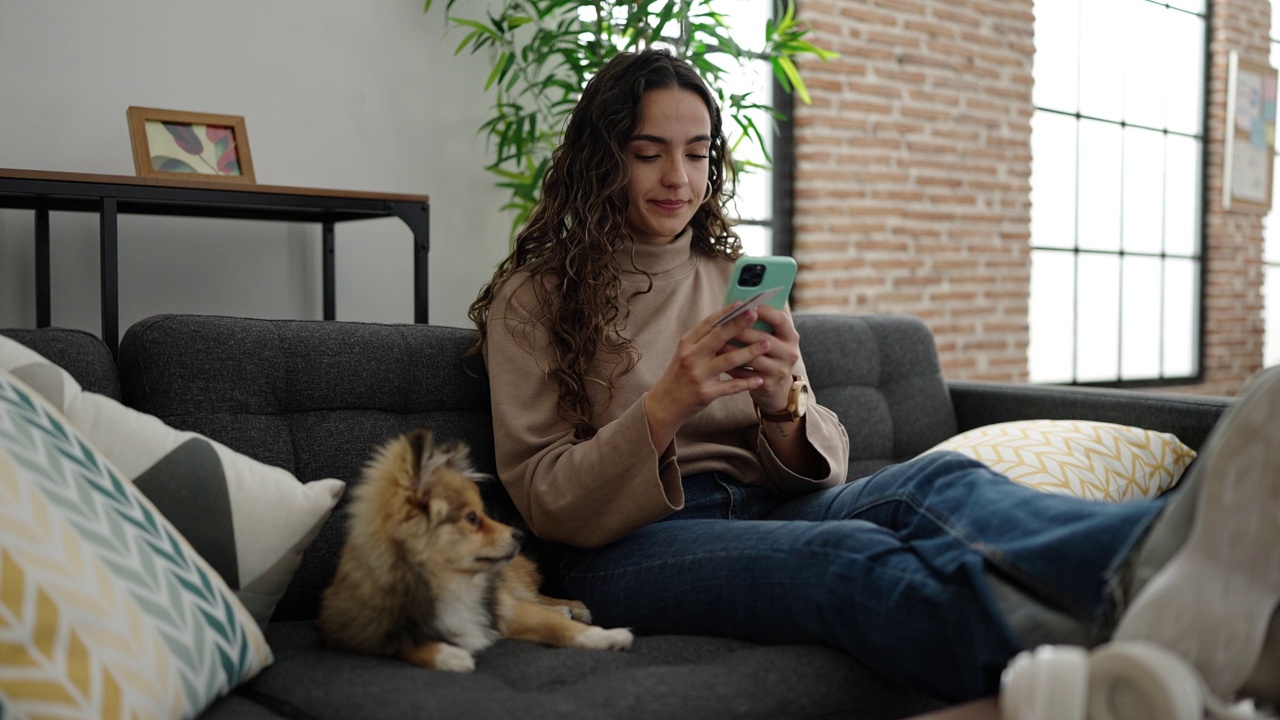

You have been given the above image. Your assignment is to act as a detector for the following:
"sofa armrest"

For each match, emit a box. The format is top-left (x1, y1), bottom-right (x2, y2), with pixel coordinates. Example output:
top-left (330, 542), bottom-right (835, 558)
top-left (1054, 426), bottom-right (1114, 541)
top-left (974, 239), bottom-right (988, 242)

top-left (948, 381), bottom-right (1232, 451)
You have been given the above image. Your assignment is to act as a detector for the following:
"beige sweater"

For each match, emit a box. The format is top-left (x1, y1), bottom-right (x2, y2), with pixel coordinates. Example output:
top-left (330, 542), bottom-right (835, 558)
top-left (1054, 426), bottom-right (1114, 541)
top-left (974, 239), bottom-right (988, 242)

top-left (484, 232), bottom-right (850, 548)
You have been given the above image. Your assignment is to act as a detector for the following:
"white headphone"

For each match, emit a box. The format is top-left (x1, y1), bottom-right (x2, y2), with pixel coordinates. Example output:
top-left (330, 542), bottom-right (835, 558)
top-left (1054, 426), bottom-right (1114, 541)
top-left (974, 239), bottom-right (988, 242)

top-left (1000, 641), bottom-right (1265, 720)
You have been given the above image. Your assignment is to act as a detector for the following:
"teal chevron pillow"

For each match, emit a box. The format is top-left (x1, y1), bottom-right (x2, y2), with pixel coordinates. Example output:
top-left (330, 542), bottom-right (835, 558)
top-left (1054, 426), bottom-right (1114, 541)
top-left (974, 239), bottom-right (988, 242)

top-left (0, 368), bottom-right (272, 719)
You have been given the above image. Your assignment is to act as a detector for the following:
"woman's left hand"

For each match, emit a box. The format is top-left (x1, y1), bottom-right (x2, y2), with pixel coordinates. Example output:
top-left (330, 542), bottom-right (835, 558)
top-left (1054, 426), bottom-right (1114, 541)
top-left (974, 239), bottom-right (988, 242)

top-left (722, 304), bottom-right (800, 414)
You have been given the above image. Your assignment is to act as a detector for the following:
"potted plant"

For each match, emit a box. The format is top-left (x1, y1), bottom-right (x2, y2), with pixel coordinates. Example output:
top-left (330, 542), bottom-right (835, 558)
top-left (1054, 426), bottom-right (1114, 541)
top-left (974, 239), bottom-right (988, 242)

top-left (423, 0), bottom-right (836, 235)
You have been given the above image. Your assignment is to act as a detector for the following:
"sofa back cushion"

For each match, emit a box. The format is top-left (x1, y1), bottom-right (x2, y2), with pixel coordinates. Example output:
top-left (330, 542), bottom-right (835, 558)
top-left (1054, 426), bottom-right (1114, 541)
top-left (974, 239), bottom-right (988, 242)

top-left (0, 327), bottom-right (122, 400)
top-left (795, 313), bottom-right (957, 480)
top-left (118, 314), bottom-right (497, 622)
top-left (118, 312), bottom-right (958, 621)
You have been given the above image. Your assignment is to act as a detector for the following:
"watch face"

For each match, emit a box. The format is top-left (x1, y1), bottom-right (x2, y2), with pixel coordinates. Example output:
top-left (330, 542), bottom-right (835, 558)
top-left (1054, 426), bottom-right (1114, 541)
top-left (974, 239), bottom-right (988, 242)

top-left (792, 378), bottom-right (809, 417)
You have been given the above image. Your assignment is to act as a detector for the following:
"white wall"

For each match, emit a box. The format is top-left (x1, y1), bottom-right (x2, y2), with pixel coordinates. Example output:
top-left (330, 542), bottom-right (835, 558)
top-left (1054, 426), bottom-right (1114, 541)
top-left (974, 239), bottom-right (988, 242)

top-left (0, 0), bottom-right (511, 337)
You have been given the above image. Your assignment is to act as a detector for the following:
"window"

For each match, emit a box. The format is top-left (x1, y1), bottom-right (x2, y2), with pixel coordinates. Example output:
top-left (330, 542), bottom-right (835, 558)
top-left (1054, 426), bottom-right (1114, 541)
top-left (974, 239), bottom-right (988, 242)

top-left (717, 0), bottom-right (788, 257)
top-left (1028, 0), bottom-right (1206, 384)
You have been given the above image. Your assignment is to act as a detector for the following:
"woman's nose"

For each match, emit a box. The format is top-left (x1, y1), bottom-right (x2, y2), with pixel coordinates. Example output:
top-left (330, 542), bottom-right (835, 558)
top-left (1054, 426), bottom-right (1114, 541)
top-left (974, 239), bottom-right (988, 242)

top-left (664, 160), bottom-right (689, 188)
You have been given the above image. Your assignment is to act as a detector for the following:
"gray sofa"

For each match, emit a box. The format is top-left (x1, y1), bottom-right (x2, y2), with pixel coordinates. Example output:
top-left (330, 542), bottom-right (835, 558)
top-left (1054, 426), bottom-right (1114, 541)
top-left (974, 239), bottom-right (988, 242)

top-left (1, 312), bottom-right (1233, 720)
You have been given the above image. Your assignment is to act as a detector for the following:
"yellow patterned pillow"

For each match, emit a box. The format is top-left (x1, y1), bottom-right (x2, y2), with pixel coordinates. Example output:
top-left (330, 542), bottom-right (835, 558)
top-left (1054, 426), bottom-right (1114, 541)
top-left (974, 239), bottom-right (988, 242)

top-left (921, 419), bottom-right (1196, 501)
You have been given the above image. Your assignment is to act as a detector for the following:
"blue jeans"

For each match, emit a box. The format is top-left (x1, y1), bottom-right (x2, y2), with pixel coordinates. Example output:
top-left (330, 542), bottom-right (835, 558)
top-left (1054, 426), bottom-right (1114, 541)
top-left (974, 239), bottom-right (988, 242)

top-left (556, 451), bottom-right (1163, 702)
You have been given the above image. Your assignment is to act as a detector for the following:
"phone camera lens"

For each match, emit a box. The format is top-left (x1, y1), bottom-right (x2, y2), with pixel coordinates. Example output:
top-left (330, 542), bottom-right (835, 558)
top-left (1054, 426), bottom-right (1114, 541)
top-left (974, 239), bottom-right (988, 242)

top-left (741, 264), bottom-right (765, 288)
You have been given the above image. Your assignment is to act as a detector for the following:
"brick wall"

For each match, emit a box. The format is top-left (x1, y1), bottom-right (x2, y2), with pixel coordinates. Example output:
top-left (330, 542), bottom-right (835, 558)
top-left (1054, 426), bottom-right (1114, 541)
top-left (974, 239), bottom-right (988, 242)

top-left (790, 0), bottom-right (1271, 396)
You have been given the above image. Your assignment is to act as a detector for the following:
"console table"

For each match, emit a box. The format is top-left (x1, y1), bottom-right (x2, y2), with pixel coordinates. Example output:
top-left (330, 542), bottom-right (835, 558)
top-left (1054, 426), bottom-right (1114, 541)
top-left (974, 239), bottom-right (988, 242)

top-left (0, 168), bottom-right (430, 356)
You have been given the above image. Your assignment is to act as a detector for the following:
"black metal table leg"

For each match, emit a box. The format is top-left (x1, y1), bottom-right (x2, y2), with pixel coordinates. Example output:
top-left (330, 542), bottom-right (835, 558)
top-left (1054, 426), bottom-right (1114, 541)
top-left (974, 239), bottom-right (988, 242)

top-left (100, 198), bottom-right (119, 358)
top-left (391, 201), bottom-right (430, 324)
top-left (35, 208), bottom-right (50, 327)
top-left (323, 221), bottom-right (335, 321)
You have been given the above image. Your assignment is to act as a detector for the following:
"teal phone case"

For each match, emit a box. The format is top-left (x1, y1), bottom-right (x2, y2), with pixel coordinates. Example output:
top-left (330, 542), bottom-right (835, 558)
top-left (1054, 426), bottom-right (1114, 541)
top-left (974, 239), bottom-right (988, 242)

top-left (722, 255), bottom-right (797, 336)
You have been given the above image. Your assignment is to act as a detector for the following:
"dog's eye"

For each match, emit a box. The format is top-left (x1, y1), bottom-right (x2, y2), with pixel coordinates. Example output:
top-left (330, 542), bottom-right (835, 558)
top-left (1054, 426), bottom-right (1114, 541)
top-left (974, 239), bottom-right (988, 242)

top-left (465, 511), bottom-right (480, 528)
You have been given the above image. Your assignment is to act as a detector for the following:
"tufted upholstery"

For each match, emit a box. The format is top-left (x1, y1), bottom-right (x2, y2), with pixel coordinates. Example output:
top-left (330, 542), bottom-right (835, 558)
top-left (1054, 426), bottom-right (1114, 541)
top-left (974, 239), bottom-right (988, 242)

top-left (117, 314), bottom-right (502, 622)
top-left (796, 313), bottom-right (958, 480)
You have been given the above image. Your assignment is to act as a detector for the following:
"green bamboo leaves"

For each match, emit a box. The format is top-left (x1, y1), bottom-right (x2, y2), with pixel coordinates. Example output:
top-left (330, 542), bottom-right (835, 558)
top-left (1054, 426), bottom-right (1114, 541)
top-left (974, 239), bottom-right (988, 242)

top-left (423, 0), bottom-right (836, 237)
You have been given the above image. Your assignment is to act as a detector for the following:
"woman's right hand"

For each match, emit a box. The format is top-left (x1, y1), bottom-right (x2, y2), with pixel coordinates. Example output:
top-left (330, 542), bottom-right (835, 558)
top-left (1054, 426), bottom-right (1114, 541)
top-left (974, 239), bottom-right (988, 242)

top-left (642, 303), bottom-right (771, 452)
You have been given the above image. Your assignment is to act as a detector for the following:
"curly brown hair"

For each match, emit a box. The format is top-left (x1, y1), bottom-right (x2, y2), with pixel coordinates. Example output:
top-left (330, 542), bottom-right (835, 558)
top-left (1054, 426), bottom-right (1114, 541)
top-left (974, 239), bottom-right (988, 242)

top-left (468, 47), bottom-right (742, 438)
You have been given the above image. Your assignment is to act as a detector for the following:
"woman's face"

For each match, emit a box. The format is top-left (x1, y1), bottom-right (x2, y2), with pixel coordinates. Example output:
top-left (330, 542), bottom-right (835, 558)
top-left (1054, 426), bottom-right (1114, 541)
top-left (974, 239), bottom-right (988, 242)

top-left (623, 87), bottom-right (712, 246)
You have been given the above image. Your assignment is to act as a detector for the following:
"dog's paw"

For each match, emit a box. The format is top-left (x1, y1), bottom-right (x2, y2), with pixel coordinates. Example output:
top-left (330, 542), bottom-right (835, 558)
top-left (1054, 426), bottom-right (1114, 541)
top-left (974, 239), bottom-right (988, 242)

top-left (434, 644), bottom-right (477, 672)
top-left (573, 626), bottom-right (634, 651)
top-left (565, 600), bottom-right (592, 623)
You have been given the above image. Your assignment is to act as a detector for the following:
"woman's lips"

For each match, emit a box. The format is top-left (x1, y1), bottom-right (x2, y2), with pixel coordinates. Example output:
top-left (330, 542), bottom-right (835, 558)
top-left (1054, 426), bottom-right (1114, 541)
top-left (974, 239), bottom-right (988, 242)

top-left (651, 199), bottom-right (686, 212)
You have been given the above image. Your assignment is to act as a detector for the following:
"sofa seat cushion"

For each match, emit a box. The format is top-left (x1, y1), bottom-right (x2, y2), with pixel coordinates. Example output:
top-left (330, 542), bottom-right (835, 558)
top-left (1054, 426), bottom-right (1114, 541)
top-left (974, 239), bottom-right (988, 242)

top-left (221, 622), bottom-right (944, 720)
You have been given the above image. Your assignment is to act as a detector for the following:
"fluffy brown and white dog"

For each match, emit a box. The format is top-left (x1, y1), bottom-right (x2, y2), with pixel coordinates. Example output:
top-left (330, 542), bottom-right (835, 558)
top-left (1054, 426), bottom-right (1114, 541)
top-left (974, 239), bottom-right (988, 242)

top-left (318, 428), bottom-right (633, 672)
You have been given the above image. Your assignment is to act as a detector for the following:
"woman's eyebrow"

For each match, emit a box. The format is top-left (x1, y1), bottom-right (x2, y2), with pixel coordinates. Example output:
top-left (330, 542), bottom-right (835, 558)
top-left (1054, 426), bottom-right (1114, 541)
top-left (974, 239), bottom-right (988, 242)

top-left (628, 133), bottom-right (713, 145)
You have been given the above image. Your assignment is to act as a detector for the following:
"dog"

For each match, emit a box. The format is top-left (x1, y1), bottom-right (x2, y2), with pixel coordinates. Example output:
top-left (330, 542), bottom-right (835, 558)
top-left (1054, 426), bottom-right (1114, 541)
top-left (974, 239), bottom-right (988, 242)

top-left (318, 428), bottom-right (633, 672)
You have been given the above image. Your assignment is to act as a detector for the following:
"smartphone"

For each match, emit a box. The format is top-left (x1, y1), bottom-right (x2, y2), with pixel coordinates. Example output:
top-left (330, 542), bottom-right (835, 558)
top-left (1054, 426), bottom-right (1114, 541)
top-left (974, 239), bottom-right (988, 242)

top-left (716, 255), bottom-right (797, 336)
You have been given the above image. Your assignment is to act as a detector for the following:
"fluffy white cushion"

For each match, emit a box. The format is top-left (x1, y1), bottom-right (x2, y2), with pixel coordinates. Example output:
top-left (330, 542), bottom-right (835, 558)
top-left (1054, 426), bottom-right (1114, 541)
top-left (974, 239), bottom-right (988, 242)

top-left (920, 419), bottom-right (1196, 501)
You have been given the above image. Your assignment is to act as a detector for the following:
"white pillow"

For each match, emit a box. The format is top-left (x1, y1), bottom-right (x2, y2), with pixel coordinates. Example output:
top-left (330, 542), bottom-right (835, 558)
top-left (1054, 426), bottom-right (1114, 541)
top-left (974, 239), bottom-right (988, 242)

top-left (920, 419), bottom-right (1196, 501)
top-left (0, 335), bottom-right (344, 626)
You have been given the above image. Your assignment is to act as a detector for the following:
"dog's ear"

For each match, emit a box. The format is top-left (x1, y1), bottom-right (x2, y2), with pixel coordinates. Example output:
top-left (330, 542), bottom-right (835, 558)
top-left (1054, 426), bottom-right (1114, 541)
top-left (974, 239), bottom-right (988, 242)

top-left (424, 439), bottom-right (476, 478)
top-left (426, 497), bottom-right (450, 525)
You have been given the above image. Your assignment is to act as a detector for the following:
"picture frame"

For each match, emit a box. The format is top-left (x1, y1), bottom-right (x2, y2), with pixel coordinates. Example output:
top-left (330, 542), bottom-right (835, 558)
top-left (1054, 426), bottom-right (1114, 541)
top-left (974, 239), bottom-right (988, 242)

top-left (1222, 51), bottom-right (1277, 211)
top-left (126, 106), bottom-right (256, 183)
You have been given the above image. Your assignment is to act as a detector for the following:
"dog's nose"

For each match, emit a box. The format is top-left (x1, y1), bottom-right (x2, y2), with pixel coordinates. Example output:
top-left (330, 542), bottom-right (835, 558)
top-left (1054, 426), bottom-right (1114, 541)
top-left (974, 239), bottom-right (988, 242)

top-left (511, 529), bottom-right (525, 544)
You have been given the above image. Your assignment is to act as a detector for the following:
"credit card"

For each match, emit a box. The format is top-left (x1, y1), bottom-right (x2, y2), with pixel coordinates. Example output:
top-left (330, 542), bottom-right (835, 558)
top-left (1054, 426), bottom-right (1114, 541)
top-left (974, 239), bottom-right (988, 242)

top-left (712, 286), bottom-right (783, 328)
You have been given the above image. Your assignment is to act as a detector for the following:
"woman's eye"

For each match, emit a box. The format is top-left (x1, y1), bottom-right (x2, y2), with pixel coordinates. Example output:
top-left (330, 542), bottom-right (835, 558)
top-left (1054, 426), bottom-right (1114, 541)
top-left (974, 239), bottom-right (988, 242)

top-left (687, 154), bottom-right (709, 161)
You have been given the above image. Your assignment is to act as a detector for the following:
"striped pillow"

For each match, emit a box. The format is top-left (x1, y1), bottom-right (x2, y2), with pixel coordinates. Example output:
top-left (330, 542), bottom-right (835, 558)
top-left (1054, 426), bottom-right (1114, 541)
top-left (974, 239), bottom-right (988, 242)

top-left (921, 419), bottom-right (1196, 501)
top-left (0, 368), bottom-right (271, 719)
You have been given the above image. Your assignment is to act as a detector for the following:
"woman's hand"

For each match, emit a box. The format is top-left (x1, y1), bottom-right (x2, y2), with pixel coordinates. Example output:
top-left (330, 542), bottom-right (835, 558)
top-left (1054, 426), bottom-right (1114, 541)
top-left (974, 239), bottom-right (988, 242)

top-left (642, 303), bottom-right (771, 452)
top-left (722, 304), bottom-right (801, 414)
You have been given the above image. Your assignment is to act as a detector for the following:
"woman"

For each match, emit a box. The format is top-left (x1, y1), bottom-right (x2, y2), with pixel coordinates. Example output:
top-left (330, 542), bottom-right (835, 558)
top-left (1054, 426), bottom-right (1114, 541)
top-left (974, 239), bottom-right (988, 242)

top-left (469, 47), bottom-right (1280, 706)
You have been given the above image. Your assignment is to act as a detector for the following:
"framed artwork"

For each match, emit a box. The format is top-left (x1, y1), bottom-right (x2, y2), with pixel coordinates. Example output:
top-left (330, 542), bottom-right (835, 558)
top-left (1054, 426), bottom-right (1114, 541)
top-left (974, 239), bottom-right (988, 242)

top-left (126, 106), bottom-right (256, 183)
top-left (1223, 51), bottom-right (1277, 211)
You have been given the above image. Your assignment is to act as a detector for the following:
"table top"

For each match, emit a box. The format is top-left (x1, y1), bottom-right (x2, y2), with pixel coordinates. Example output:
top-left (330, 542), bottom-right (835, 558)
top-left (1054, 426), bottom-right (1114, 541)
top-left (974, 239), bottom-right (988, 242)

top-left (0, 167), bottom-right (430, 204)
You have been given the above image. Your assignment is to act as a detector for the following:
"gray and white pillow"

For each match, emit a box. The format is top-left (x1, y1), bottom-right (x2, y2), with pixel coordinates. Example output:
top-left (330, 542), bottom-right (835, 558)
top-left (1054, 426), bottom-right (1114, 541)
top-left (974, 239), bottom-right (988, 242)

top-left (0, 335), bottom-right (344, 627)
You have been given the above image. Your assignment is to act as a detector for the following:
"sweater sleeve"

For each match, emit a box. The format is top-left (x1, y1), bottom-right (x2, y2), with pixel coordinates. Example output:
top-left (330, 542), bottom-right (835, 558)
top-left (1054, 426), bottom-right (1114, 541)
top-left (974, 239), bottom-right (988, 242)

top-left (754, 355), bottom-right (850, 496)
top-left (484, 276), bottom-right (684, 549)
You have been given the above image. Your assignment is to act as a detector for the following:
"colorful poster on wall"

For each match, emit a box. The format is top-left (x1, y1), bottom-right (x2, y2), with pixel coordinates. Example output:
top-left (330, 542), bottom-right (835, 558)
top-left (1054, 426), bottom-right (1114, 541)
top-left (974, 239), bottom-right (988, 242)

top-left (1225, 51), bottom-right (1279, 210)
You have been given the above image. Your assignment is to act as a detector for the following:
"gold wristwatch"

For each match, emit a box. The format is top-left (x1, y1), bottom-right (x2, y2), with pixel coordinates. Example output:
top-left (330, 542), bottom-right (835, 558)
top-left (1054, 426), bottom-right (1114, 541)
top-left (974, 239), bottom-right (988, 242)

top-left (756, 375), bottom-right (809, 423)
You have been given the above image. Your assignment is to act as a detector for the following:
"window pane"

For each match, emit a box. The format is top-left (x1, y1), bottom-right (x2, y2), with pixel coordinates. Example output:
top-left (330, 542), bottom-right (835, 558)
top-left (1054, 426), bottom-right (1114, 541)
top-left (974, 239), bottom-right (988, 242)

top-left (1122, 127), bottom-right (1165, 254)
top-left (1267, 265), bottom-right (1280, 367)
top-left (1076, 253), bottom-right (1121, 382)
top-left (1030, 112), bottom-right (1078, 249)
top-left (1078, 0), bottom-right (1124, 120)
top-left (1032, 0), bottom-right (1080, 113)
top-left (717, 0), bottom-right (769, 54)
top-left (1124, 2), bottom-right (1167, 128)
top-left (1164, 135), bottom-right (1202, 256)
top-left (1078, 119), bottom-right (1122, 251)
top-left (1163, 258), bottom-right (1199, 377)
top-left (1165, 10), bottom-right (1206, 135)
top-left (735, 223), bottom-right (771, 257)
top-left (1121, 255), bottom-right (1163, 379)
top-left (1028, 250), bottom-right (1077, 383)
